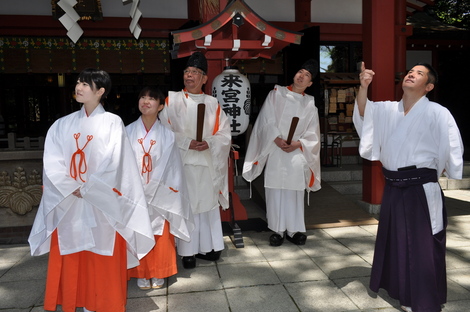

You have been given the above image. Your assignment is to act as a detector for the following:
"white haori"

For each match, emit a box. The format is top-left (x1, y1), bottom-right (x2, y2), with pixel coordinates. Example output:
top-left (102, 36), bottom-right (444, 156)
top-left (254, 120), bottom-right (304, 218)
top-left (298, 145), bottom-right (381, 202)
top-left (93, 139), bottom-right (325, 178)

top-left (353, 96), bottom-right (464, 234)
top-left (243, 85), bottom-right (321, 193)
top-left (183, 164), bottom-right (219, 214)
top-left (160, 90), bottom-right (231, 211)
top-left (29, 105), bottom-right (155, 268)
top-left (126, 117), bottom-right (194, 242)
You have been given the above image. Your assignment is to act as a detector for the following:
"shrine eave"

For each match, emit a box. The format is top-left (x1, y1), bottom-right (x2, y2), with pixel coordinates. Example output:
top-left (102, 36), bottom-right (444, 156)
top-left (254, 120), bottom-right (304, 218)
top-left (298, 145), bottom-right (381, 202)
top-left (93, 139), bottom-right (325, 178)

top-left (170, 0), bottom-right (303, 60)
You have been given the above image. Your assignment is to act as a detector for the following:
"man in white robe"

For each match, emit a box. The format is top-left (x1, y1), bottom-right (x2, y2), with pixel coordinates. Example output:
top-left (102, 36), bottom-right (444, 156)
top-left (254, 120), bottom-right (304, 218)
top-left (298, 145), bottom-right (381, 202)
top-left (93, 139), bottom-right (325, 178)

top-left (243, 59), bottom-right (321, 246)
top-left (160, 52), bottom-right (231, 268)
top-left (354, 62), bottom-right (464, 312)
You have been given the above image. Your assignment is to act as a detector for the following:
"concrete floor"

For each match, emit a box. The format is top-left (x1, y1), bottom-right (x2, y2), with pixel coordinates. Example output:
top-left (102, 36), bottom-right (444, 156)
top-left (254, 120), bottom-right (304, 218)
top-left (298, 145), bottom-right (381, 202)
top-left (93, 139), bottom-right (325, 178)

top-left (1, 189), bottom-right (469, 312)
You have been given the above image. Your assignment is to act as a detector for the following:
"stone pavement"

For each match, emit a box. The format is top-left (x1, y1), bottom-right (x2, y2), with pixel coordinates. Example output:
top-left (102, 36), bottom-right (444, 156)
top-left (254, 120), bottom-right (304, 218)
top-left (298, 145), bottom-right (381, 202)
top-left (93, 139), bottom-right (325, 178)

top-left (1, 189), bottom-right (469, 312)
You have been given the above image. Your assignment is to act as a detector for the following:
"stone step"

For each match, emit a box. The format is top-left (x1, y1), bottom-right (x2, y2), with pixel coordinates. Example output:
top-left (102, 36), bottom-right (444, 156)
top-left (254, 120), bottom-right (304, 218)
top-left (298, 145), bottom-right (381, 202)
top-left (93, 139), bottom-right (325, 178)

top-left (325, 176), bottom-right (470, 194)
top-left (440, 161), bottom-right (470, 190)
top-left (321, 164), bottom-right (362, 182)
top-left (234, 175), bottom-right (248, 188)
top-left (234, 175), bottom-right (250, 200)
top-left (232, 161), bottom-right (470, 200)
top-left (326, 180), bottom-right (362, 195)
top-left (440, 177), bottom-right (470, 190)
top-left (464, 161), bottom-right (470, 176)
top-left (337, 155), bottom-right (363, 165)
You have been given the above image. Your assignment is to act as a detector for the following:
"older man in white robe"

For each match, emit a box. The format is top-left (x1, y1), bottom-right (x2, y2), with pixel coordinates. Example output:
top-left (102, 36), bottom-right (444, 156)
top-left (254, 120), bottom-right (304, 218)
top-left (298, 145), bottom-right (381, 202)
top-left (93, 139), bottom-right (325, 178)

top-left (160, 52), bottom-right (231, 269)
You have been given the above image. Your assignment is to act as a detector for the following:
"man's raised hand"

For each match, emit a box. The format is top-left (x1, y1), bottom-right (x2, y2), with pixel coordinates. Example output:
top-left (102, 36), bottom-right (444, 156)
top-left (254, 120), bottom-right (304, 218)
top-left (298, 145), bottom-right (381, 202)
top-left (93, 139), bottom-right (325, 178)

top-left (359, 61), bottom-right (375, 88)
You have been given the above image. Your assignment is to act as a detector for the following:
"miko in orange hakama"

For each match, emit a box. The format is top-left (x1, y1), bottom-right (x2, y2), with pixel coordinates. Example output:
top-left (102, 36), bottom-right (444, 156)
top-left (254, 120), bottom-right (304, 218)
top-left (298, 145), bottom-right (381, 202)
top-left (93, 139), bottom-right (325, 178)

top-left (29, 69), bottom-right (155, 312)
top-left (126, 87), bottom-right (193, 289)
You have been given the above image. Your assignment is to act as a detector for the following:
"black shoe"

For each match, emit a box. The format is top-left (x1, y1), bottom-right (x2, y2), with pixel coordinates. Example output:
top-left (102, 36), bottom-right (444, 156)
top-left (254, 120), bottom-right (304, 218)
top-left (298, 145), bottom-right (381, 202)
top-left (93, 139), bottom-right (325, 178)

top-left (182, 256), bottom-right (196, 269)
top-left (195, 250), bottom-right (221, 261)
top-left (269, 233), bottom-right (284, 247)
top-left (286, 232), bottom-right (307, 245)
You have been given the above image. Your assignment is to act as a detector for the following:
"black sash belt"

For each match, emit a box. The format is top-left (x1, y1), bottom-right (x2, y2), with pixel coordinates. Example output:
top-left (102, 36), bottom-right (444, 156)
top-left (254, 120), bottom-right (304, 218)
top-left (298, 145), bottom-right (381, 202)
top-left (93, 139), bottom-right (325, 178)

top-left (382, 167), bottom-right (438, 188)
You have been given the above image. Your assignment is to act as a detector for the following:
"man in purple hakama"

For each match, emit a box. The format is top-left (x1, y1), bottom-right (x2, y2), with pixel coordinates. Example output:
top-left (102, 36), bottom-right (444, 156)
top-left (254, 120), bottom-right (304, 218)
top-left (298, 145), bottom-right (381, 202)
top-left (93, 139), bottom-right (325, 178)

top-left (353, 62), bottom-right (464, 312)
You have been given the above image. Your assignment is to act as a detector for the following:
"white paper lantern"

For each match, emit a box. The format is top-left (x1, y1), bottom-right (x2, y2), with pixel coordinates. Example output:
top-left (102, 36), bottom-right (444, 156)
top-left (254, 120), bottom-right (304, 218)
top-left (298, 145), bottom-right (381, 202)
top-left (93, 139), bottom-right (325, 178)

top-left (212, 67), bottom-right (251, 136)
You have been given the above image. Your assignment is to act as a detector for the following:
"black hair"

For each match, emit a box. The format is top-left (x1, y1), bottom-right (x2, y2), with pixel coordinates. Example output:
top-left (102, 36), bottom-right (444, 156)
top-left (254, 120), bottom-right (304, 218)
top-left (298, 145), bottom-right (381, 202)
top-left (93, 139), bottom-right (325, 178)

top-left (138, 86), bottom-right (165, 104)
top-left (413, 62), bottom-right (438, 85)
top-left (77, 68), bottom-right (112, 100)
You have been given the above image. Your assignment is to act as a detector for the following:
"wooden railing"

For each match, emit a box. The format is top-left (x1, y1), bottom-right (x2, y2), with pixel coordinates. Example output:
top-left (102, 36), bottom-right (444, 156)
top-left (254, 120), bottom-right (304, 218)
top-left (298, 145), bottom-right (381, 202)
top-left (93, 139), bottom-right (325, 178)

top-left (0, 133), bottom-right (45, 150)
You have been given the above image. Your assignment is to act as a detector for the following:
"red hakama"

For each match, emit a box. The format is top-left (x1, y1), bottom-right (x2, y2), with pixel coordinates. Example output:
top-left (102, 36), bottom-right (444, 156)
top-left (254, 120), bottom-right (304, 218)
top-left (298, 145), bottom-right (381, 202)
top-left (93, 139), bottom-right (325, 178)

top-left (44, 230), bottom-right (127, 312)
top-left (127, 221), bottom-right (177, 279)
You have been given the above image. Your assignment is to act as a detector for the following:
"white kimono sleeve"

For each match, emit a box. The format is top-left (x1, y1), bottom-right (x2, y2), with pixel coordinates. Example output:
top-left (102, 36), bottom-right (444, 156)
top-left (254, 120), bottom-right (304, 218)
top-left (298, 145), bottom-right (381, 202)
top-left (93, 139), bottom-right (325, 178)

top-left (242, 89), bottom-right (279, 182)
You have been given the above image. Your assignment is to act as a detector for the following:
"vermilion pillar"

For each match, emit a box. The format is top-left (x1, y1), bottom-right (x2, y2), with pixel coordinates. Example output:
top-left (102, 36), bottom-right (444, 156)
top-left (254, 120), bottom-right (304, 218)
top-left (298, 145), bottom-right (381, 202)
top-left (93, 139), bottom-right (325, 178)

top-left (361, 0), bottom-right (397, 204)
top-left (395, 0), bottom-right (413, 99)
top-left (187, 0), bottom-right (199, 21)
top-left (295, 0), bottom-right (312, 22)
top-left (188, 0), bottom-right (229, 22)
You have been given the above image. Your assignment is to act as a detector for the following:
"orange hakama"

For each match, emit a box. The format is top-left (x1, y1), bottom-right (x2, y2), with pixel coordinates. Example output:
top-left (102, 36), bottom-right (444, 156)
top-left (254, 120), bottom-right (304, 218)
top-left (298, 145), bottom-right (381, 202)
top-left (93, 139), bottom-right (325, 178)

top-left (127, 221), bottom-right (177, 279)
top-left (44, 230), bottom-right (127, 312)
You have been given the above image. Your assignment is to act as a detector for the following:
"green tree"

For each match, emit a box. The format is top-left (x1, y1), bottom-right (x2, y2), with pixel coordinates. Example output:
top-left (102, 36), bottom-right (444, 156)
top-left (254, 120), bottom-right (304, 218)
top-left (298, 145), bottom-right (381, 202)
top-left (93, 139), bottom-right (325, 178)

top-left (434, 0), bottom-right (470, 29)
